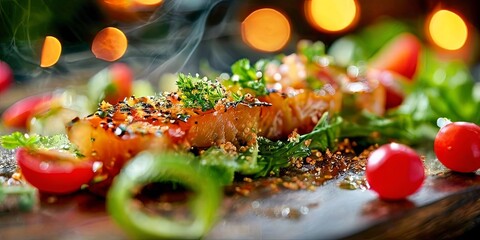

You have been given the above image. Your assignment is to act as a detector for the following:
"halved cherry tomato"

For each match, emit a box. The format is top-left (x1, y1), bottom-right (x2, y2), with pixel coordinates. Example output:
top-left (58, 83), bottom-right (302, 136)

top-left (434, 121), bottom-right (480, 173)
top-left (1, 94), bottom-right (54, 129)
top-left (0, 61), bottom-right (13, 93)
top-left (366, 143), bottom-right (425, 200)
top-left (16, 148), bottom-right (95, 194)
top-left (369, 33), bottom-right (421, 80)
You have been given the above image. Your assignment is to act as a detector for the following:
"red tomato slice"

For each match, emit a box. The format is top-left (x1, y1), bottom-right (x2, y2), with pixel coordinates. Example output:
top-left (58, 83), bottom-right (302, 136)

top-left (0, 61), bottom-right (13, 93)
top-left (16, 148), bottom-right (95, 194)
top-left (2, 94), bottom-right (54, 129)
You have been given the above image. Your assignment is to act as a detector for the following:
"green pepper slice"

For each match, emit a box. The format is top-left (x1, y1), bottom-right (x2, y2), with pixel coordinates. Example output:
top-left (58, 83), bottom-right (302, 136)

top-left (107, 151), bottom-right (222, 239)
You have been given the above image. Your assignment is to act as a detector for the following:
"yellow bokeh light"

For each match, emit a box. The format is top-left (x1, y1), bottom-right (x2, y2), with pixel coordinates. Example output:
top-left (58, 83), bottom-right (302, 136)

top-left (428, 9), bottom-right (468, 50)
top-left (305, 0), bottom-right (358, 32)
top-left (40, 36), bottom-right (62, 68)
top-left (134, 0), bottom-right (163, 6)
top-left (241, 8), bottom-right (291, 52)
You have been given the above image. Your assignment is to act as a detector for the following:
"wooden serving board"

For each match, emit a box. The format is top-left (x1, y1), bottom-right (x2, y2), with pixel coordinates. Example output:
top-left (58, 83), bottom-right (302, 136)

top-left (1, 171), bottom-right (480, 240)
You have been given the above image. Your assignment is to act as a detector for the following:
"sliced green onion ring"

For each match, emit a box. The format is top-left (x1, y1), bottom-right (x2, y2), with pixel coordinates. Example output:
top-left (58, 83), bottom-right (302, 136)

top-left (107, 151), bottom-right (222, 239)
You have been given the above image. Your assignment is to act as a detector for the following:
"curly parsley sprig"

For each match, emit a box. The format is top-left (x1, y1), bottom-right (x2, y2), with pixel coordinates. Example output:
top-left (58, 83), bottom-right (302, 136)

top-left (176, 73), bottom-right (227, 111)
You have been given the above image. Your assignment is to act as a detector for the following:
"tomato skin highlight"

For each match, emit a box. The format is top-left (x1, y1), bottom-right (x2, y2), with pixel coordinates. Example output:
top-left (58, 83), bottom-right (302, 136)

top-left (434, 122), bottom-right (480, 173)
top-left (1, 94), bottom-right (53, 129)
top-left (366, 143), bottom-right (425, 200)
top-left (16, 148), bottom-right (95, 194)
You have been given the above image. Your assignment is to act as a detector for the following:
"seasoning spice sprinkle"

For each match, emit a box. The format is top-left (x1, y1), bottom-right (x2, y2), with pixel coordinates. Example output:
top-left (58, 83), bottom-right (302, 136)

top-left (227, 138), bottom-right (375, 197)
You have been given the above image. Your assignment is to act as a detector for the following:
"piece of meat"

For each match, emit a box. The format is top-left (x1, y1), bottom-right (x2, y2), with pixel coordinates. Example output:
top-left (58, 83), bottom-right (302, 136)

top-left (67, 87), bottom-right (342, 189)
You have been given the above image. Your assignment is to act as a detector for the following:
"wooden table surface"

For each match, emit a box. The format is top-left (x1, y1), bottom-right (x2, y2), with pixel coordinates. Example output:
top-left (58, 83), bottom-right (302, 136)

top-left (1, 171), bottom-right (479, 240)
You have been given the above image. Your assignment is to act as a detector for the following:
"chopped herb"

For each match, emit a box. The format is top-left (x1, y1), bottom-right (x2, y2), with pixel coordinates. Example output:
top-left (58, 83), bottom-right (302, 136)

top-left (177, 73), bottom-right (227, 111)
top-left (229, 58), bottom-right (269, 96)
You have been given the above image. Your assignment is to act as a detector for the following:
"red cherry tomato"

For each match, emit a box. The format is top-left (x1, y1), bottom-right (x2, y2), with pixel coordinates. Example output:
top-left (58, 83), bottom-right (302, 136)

top-left (105, 63), bottom-right (133, 104)
top-left (1, 93), bottom-right (54, 129)
top-left (434, 122), bottom-right (480, 173)
top-left (16, 148), bottom-right (95, 194)
top-left (0, 61), bottom-right (13, 93)
top-left (366, 143), bottom-right (425, 200)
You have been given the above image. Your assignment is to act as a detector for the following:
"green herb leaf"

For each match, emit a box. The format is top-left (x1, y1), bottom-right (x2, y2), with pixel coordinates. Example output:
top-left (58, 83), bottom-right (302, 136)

top-left (0, 132), bottom-right (83, 156)
top-left (0, 132), bottom-right (40, 149)
top-left (230, 59), bottom-right (269, 96)
top-left (247, 113), bottom-right (342, 177)
top-left (298, 41), bottom-right (326, 63)
top-left (177, 73), bottom-right (227, 111)
top-left (339, 111), bottom-right (432, 145)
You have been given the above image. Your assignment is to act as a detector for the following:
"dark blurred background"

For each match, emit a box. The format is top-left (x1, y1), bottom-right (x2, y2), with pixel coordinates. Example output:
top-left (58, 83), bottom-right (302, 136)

top-left (0, 0), bottom-right (479, 83)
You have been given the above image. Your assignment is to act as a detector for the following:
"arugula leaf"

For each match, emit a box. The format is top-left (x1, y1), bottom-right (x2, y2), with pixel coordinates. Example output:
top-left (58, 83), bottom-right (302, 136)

top-left (339, 111), bottom-right (437, 146)
top-left (229, 59), bottom-right (269, 96)
top-left (176, 73), bottom-right (227, 111)
top-left (245, 113), bottom-right (342, 177)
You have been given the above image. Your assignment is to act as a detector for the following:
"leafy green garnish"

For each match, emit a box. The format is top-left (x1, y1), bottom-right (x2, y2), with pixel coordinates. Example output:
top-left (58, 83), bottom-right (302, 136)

top-left (250, 113), bottom-right (342, 177)
top-left (339, 111), bottom-right (437, 146)
top-left (298, 40), bottom-right (326, 63)
top-left (176, 73), bottom-right (227, 111)
top-left (229, 58), bottom-right (269, 96)
top-left (194, 113), bottom-right (342, 180)
top-left (0, 132), bottom-right (83, 156)
top-left (0, 132), bottom-right (40, 149)
top-left (409, 50), bottom-right (480, 124)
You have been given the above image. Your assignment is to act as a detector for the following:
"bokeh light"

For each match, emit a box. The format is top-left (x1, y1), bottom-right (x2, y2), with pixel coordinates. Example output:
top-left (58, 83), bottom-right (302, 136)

top-left (91, 27), bottom-right (128, 62)
top-left (100, 0), bottom-right (163, 9)
top-left (97, 0), bottom-right (163, 21)
top-left (427, 9), bottom-right (468, 50)
top-left (241, 8), bottom-right (291, 52)
top-left (134, 0), bottom-right (163, 6)
top-left (40, 36), bottom-right (62, 68)
top-left (305, 0), bottom-right (358, 32)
